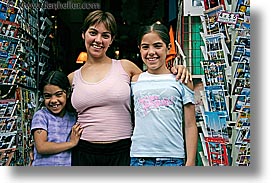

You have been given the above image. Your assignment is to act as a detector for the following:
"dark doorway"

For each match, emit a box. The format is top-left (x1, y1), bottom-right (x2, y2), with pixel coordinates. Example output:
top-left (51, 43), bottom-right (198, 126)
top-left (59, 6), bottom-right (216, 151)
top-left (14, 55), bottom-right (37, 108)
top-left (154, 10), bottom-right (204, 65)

top-left (48, 0), bottom-right (168, 74)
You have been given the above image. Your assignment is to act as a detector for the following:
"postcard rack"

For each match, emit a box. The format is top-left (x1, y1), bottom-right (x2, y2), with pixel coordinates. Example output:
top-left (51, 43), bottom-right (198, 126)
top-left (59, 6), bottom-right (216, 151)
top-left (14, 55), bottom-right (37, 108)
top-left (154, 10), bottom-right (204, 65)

top-left (195, 0), bottom-right (250, 166)
top-left (0, 0), bottom-right (53, 166)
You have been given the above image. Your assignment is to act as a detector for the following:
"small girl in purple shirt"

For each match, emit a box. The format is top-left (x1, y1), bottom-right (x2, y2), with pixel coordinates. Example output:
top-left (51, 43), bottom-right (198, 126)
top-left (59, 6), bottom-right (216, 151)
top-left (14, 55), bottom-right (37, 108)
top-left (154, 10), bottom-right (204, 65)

top-left (31, 71), bottom-right (83, 166)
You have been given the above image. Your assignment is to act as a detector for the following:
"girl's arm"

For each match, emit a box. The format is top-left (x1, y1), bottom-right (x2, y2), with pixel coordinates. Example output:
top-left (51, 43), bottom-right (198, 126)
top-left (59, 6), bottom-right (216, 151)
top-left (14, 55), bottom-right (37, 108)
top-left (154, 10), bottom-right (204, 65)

top-left (33, 123), bottom-right (82, 154)
top-left (184, 103), bottom-right (198, 166)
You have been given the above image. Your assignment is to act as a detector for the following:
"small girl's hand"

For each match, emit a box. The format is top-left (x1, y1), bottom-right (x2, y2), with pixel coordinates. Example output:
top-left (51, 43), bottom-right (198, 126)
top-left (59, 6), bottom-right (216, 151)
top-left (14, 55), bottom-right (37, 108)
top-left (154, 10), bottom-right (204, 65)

top-left (70, 123), bottom-right (83, 146)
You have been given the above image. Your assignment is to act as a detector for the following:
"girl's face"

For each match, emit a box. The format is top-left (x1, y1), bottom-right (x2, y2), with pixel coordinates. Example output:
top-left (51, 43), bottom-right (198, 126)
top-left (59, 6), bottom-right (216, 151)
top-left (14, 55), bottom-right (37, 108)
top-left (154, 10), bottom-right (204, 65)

top-left (43, 84), bottom-right (67, 117)
top-left (139, 32), bottom-right (169, 74)
top-left (82, 22), bottom-right (113, 59)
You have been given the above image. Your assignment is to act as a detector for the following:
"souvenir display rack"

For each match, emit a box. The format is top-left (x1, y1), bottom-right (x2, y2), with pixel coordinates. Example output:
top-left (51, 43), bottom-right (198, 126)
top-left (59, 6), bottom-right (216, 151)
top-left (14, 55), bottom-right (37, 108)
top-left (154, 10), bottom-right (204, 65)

top-left (166, 0), bottom-right (250, 166)
top-left (183, 0), bottom-right (250, 166)
top-left (0, 0), bottom-right (53, 166)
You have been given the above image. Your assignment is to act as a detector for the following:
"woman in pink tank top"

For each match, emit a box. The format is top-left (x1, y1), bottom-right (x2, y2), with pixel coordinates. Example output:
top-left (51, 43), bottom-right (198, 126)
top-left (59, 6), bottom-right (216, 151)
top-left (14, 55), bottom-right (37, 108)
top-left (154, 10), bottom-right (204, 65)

top-left (67, 10), bottom-right (191, 166)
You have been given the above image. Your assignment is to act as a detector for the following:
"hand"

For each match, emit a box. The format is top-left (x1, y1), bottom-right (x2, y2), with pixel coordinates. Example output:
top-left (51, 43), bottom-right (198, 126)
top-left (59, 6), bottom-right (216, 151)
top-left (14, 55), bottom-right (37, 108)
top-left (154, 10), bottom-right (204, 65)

top-left (171, 65), bottom-right (192, 84)
top-left (70, 123), bottom-right (83, 146)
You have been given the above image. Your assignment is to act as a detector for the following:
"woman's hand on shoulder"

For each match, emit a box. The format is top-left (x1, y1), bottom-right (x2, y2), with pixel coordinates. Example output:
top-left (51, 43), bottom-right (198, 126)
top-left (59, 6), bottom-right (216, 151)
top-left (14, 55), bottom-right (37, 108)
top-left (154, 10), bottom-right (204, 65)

top-left (171, 65), bottom-right (192, 84)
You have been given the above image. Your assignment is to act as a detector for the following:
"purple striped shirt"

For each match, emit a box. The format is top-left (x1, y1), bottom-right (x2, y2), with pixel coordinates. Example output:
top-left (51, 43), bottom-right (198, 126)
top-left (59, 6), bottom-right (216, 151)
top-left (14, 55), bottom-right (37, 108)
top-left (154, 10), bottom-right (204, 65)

top-left (31, 107), bottom-right (76, 166)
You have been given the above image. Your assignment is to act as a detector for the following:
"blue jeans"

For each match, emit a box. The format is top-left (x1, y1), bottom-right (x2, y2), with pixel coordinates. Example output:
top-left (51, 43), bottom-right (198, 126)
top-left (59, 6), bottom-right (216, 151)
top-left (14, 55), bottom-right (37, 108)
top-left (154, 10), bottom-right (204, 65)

top-left (130, 157), bottom-right (184, 166)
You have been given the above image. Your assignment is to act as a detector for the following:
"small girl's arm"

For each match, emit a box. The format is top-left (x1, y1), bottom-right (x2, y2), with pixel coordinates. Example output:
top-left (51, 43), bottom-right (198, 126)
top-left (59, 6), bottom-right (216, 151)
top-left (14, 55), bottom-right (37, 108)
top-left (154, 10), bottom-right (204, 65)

top-left (33, 123), bottom-right (82, 155)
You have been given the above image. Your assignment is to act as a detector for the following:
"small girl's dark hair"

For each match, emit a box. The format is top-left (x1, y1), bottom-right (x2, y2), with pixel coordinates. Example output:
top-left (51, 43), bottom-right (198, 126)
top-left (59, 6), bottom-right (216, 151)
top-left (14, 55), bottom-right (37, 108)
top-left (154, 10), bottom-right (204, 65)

top-left (39, 71), bottom-right (70, 93)
top-left (137, 22), bottom-right (170, 47)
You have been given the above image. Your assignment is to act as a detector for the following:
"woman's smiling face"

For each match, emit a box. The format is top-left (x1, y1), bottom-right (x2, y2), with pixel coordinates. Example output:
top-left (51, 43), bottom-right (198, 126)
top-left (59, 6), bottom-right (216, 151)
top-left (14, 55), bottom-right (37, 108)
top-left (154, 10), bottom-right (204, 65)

top-left (82, 22), bottom-right (113, 58)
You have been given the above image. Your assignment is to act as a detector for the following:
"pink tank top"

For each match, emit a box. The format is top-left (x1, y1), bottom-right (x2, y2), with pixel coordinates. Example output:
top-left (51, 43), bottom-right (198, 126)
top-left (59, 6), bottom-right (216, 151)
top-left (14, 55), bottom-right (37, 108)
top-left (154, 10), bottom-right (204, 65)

top-left (71, 59), bottom-right (132, 142)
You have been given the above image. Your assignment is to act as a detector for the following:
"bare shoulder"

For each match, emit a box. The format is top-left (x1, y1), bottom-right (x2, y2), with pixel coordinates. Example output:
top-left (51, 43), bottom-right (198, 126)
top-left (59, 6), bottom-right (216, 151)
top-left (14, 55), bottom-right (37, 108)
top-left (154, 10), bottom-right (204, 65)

top-left (67, 72), bottom-right (74, 86)
top-left (120, 59), bottom-right (142, 77)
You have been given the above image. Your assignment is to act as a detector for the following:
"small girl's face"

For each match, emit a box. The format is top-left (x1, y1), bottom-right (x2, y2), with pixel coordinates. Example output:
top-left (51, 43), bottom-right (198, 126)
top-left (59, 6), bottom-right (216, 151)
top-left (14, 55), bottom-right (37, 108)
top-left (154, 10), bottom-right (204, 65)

top-left (43, 84), bottom-right (67, 117)
top-left (139, 32), bottom-right (169, 74)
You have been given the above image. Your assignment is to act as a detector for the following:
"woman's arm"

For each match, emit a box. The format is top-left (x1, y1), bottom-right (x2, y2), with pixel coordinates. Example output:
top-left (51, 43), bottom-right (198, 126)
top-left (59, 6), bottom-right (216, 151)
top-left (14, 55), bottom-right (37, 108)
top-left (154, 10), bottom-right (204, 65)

top-left (120, 59), bottom-right (191, 83)
top-left (33, 123), bottom-right (82, 154)
top-left (120, 59), bottom-right (142, 79)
